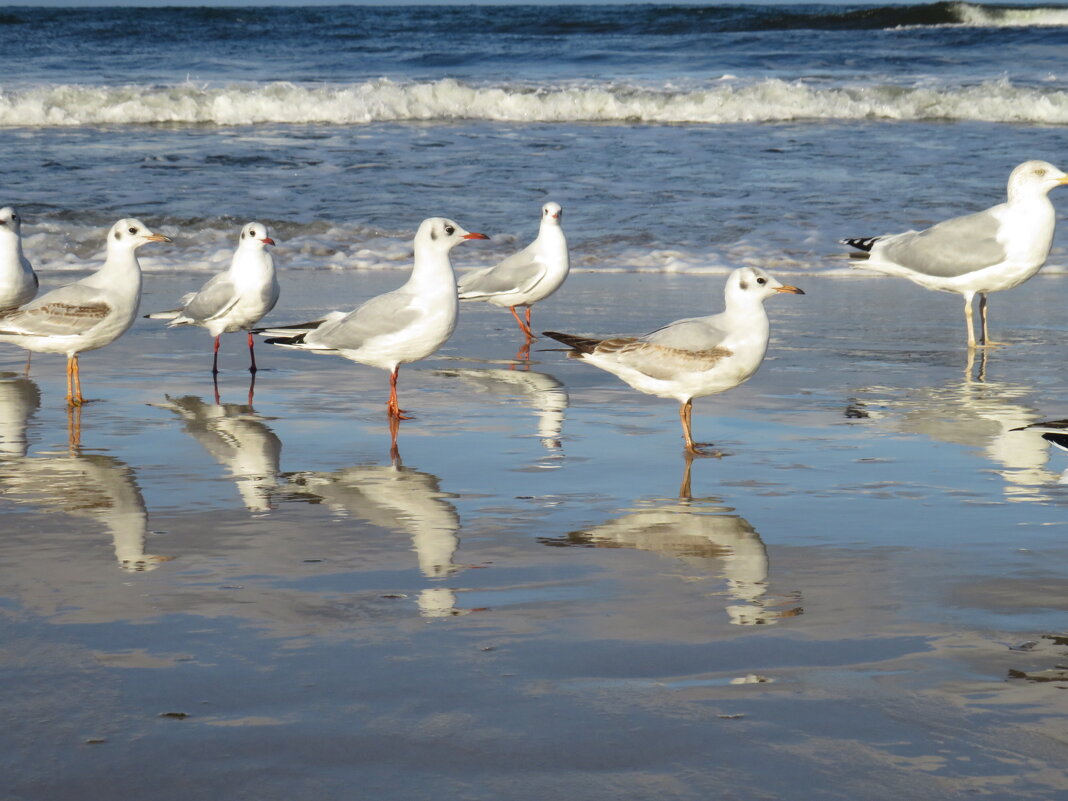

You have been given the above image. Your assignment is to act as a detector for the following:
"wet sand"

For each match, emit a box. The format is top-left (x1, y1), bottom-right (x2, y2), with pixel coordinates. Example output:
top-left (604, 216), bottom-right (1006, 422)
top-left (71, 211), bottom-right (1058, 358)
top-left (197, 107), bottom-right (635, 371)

top-left (4, 269), bottom-right (1068, 800)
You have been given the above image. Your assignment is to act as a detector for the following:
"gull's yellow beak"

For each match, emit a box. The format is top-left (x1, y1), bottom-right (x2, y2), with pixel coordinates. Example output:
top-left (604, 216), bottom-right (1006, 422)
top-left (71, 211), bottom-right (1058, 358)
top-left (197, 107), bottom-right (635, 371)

top-left (776, 284), bottom-right (805, 295)
top-left (145, 233), bottom-right (172, 243)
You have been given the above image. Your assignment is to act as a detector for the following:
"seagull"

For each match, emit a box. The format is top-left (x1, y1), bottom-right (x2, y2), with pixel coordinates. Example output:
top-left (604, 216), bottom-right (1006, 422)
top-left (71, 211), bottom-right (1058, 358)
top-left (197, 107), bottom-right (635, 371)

top-left (146, 221), bottom-right (278, 373)
top-left (258, 217), bottom-right (488, 423)
top-left (544, 266), bottom-right (803, 455)
top-left (0, 218), bottom-right (170, 405)
top-left (0, 206), bottom-right (38, 311)
top-left (457, 201), bottom-right (569, 344)
top-left (841, 159), bottom-right (1068, 349)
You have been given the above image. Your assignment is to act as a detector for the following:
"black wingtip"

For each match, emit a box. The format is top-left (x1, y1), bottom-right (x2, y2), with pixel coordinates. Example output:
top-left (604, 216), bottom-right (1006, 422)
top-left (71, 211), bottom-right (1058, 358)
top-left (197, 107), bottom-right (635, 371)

top-left (840, 236), bottom-right (879, 252)
top-left (254, 319), bottom-right (325, 335)
top-left (543, 330), bottom-right (600, 354)
top-left (264, 334), bottom-right (305, 346)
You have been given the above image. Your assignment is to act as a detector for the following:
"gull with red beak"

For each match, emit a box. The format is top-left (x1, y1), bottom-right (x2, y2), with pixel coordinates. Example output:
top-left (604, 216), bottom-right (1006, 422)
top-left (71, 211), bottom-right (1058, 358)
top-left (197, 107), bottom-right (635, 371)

top-left (0, 218), bottom-right (170, 406)
top-left (147, 221), bottom-right (279, 374)
top-left (545, 267), bottom-right (803, 455)
top-left (259, 217), bottom-right (488, 427)
top-left (458, 201), bottom-right (569, 346)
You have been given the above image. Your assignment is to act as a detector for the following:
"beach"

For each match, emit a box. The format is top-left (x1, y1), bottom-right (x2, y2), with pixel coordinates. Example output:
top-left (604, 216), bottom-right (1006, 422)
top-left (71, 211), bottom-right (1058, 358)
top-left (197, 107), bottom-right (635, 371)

top-left (3, 269), bottom-right (1068, 799)
top-left (5, 2), bottom-right (1068, 797)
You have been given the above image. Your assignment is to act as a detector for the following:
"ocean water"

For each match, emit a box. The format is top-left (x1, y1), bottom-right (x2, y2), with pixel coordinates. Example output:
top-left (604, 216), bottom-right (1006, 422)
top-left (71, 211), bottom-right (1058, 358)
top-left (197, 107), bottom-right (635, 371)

top-left (3, 2), bottom-right (1068, 275)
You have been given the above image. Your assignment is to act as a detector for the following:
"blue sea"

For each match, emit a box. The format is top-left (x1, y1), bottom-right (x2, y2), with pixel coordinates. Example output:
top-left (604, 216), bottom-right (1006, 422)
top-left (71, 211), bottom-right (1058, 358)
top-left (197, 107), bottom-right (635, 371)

top-left (4, 2), bottom-right (1068, 277)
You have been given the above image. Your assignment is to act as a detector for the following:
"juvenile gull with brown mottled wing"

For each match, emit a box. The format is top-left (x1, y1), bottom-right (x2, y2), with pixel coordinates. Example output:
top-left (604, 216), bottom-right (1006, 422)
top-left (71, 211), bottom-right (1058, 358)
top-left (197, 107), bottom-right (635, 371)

top-left (545, 266), bottom-right (803, 455)
top-left (0, 218), bottom-right (170, 405)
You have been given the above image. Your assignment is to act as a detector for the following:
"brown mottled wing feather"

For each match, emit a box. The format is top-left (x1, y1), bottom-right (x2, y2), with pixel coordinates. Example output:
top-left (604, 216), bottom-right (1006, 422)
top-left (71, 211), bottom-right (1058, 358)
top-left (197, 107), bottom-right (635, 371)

top-left (545, 331), bottom-right (732, 381)
top-left (0, 300), bottom-right (110, 337)
top-left (598, 340), bottom-right (733, 381)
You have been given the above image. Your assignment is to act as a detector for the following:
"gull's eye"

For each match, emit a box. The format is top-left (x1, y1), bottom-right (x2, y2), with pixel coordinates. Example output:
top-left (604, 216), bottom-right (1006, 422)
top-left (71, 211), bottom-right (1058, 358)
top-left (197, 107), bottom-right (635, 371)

top-left (1035, 168), bottom-right (1047, 177)
top-left (756, 276), bottom-right (767, 285)
top-left (444, 225), bottom-right (455, 236)
top-left (128, 226), bottom-right (138, 234)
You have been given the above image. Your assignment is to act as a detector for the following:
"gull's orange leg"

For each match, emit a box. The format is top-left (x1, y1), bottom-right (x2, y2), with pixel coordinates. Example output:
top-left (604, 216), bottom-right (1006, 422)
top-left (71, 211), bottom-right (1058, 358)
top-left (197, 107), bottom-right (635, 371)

top-left (509, 305), bottom-right (536, 341)
top-left (679, 400), bottom-right (696, 453)
top-left (247, 331), bottom-right (258, 373)
top-left (66, 354), bottom-right (85, 406)
top-left (72, 354), bottom-right (84, 406)
top-left (387, 367), bottom-right (412, 420)
top-left (679, 399), bottom-right (717, 456)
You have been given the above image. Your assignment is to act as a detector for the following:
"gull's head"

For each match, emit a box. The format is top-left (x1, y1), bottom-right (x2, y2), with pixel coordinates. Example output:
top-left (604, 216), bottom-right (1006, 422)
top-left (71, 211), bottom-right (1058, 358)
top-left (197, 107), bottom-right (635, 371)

top-left (541, 202), bottom-right (563, 225)
top-left (416, 217), bottom-right (489, 253)
top-left (107, 218), bottom-right (172, 252)
top-left (239, 221), bottom-right (275, 248)
top-left (725, 266), bottom-right (804, 304)
top-left (0, 206), bottom-right (23, 240)
top-left (1008, 160), bottom-right (1068, 200)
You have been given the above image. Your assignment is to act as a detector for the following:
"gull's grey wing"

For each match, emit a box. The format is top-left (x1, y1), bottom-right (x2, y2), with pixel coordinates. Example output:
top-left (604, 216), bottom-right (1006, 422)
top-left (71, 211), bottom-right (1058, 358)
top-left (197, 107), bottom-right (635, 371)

top-left (181, 273), bottom-right (238, 322)
top-left (877, 207), bottom-right (1009, 278)
top-left (314, 289), bottom-right (422, 350)
top-left (0, 283), bottom-right (110, 337)
top-left (594, 336), bottom-right (733, 381)
top-left (643, 316), bottom-right (732, 351)
top-left (459, 246), bottom-right (545, 297)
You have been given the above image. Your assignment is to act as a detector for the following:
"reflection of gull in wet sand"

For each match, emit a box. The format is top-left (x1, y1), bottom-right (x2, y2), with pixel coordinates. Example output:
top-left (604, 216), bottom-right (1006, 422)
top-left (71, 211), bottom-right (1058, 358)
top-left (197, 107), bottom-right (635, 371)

top-left (156, 394), bottom-right (281, 514)
top-left (842, 160), bottom-right (1068, 348)
top-left (547, 498), bottom-right (796, 625)
top-left (544, 458), bottom-right (799, 625)
top-left (853, 367), bottom-right (1062, 491)
top-left (285, 461), bottom-right (465, 617)
top-left (0, 372), bottom-right (40, 456)
top-left (435, 366), bottom-right (569, 451)
top-left (0, 448), bottom-right (170, 571)
top-left (1011, 419), bottom-right (1068, 485)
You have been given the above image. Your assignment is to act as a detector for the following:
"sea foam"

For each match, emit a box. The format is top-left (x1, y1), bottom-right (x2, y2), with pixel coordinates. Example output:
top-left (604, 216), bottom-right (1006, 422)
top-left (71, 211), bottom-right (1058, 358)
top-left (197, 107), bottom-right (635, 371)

top-left (2, 78), bottom-right (1068, 128)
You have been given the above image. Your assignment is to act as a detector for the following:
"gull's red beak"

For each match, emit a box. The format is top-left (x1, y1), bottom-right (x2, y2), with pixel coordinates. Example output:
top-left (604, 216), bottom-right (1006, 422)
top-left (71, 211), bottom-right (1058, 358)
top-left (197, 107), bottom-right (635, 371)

top-left (262, 237), bottom-right (276, 246)
top-left (463, 232), bottom-right (490, 240)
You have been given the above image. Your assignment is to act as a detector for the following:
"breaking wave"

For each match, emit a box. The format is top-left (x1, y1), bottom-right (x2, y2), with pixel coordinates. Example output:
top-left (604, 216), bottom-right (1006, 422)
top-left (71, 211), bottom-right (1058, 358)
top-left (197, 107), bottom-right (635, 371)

top-left (3, 77), bottom-right (1068, 128)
